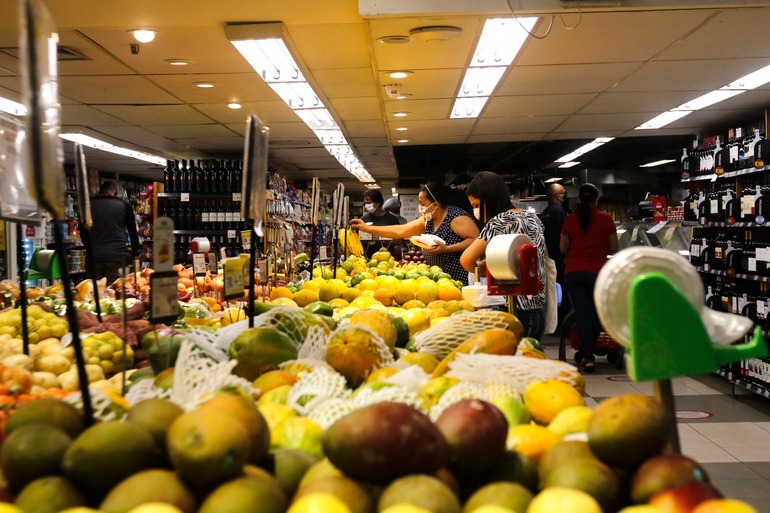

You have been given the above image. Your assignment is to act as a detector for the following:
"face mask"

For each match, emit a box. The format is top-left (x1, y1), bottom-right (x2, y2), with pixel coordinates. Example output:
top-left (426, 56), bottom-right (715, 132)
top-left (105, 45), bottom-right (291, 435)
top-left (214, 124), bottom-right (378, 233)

top-left (364, 203), bottom-right (377, 214)
top-left (418, 202), bottom-right (435, 221)
top-left (473, 207), bottom-right (480, 220)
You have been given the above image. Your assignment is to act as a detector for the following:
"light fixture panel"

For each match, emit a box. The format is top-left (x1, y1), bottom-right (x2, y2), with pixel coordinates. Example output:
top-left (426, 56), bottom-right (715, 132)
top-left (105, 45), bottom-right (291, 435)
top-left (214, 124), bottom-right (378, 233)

top-left (457, 67), bottom-right (506, 98)
top-left (472, 17), bottom-right (537, 67)
top-left (450, 97), bottom-right (489, 119)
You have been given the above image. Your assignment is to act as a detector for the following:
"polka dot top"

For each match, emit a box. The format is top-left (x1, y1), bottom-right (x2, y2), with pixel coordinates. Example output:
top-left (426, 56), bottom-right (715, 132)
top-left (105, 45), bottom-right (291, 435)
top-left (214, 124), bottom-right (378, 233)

top-left (424, 205), bottom-right (472, 285)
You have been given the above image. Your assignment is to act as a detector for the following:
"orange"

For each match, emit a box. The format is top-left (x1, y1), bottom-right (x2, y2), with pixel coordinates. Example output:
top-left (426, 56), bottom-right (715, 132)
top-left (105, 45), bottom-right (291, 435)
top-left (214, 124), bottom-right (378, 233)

top-left (302, 281), bottom-right (321, 292)
top-left (269, 287), bottom-right (294, 301)
top-left (523, 380), bottom-right (585, 425)
top-left (401, 300), bottom-right (427, 310)
top-left (271, 298), bottom-right (298, 307)
top-left (400, 308), bottom-right (431, 338)
top-left (692, 499), bottom-right (759, 513)
top-left (426, 307), bottom-right (449, 321)
top-left (328, 298), bottom-right (349, 309)
top-left (374, 289), bottom-right (394, 306)
top-left (438, 286), bottom-right (463, 302)
top-left (506, 423), bottom-right (560, 461)
top-left (393, 280), bottom-right (417, 305)
top-left (293, 289), bottom-right (319, 307)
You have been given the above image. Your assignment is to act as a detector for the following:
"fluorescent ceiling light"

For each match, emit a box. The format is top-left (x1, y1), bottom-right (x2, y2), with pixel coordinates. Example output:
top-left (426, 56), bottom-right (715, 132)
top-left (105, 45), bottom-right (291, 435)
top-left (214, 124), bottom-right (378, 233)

top-left (60, 133), bottom-right (165, 165)
top-left (393, 112), bottom-right (409, 117)
top-left (555, 137), bottom-right (614, 163)
top-left (544, 177), bottom-right (562, 183)
top-left (640, 159), bottom-right (676, 168)
top-left (395, 127), bottom-right (408, 131)
top-left (227, 103), bottom-right (241, 109)
top-left (388, 71), bottom-right (412, 79)
top-left (164, 59), bottom-right (189, 66)
top-left (448, 16), bottom-right (537, 120)
top-left (450, 97), bottom-right (489, 119)
top-left (365, 183), bottom-right (380, 189)
top-left (473, 17), bottom-right (537, 67)
top-left (636, 62), bottom-right (770, 130)
top-left (635, 110), bottom-right (692, 130)
top-left (457, 67), bottom-right (506, 98)
top-left (672, 90), bottom-right (743, 111)
top-left (558, 161), bottom-right (581, 169)
top-left (194, 82), bottom-right (215, 88)
top-left (721, 64), bottom-right (770, 90)
top-left (227, 22), bottom-right (375, 183)
top-left (0, 96), bottom-right (27, 116)
top-left (397, 139), bottom-right (409, 143)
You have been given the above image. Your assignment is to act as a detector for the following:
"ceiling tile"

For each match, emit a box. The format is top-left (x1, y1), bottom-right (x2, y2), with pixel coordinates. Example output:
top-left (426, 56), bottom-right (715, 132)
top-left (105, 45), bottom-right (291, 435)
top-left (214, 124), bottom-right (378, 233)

top-left (291, 24), bottom-right (372, 70)
top-left (174, 136), bottom-right (244, 151)
top-left (60, 75), bottom-right (181, 104)
top-left (579, 91), bottom-right (696, 115)
top-left (499, 62), bottom-right (640, 96)
top-left (383, 98), bottom-right (452, 120)
top-left (143, 124), bottom-right (237, 139)
top-left (473, 116), bottom-right (563, 135)
top-left (329, 97), bottom-right (381, 121)
top-left (486, 94), bottom-right (596, 117)
top-left (194, 101), bottom-right (298, 125)
top-left (467, 133), bottom-right (546, 143)
top-left (554, 113), bottom-right (640, 133)
top-left (389, 119), bottom-right (474, 138)
top-left (61, 104), bottom-right (130, 127)
top-left (147, 72), bottom-right (274, 103)
top-left (345, 120), bottom-right (389, 138)
top-left (313, 68), bottom-right (379, 98)
top-left (94, 104), bottom-right (214, 125)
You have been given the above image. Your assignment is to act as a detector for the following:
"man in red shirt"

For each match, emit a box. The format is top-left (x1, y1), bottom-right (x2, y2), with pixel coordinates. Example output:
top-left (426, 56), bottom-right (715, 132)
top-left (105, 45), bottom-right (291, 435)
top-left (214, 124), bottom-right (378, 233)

top-left (560, 183), bottom-right (618, 372)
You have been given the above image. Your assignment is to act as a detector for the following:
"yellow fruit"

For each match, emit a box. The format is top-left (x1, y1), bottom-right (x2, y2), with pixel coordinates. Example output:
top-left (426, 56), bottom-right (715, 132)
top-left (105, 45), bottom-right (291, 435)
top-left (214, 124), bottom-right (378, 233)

top-left (528, 488), bottom-right (601, 513)
top-left (349, 309), bottom-right (398, 350)
top-left (432, 329), bottom-right (519, 378)
top-left (0, 506), bottom-right (24, 513)
top-left (438, 286), bottom-right (463, 302)
top-left (126, 504), bottom-right (185, 513)
top-left (360, 290), bottom-right (376, 298)
top-left (467, 507), bottom-right (516, 513)
top-left (350, 296), bottom-right (380, 310)
top-left (523, 380), bottom-right (585, 425)
top-left (414, 282), bottom-right (439, 304)
top-left (326, 326), bottom-right (388, 387)
top-left (271, 417), bottom-right (324, 459)
top-left (394, 280), bottom-right (417, 306)
top-left (420, 376), bottom-right (459, 405)
top-left (398, 352), bottom-right (440, 374)
top-left (692, 499), bottom-right (759, 513)
top-left (220, 308), bottom-right (247, 327)
top-left (271, 298), bottom-right (298, 307)
top-left (616, 507), bottom-right (668, 513)
top-left (359, 279), bottom-right (379, 292)
top-left (373, 289), bottom-right (394, 307)
top-left (270, 287), bottom-right (294, 301)
top-left (426, 307), bottom-right (449, 321)
top-left (302, 281), bottom-right (322, 292)
top-left (293, 289), bottom-right (320, 307)
top-left (340, 288), bottom-right (362, 303)
top-left (445, 300), bottom-right (464, 314)
top-left (366, 367), bottom-right (399, 383)
top-left (335, 269), bottom-right (347, 280)
top-left (401, 300), bottom-right (427, 310)
top-left (430, 317), bottom-right (450, 327)
top-left (506, 423), bottom-right (560, 461)
top-left (547, 406), bottom-right (593, 438)
top-left (253, 370), bottom-right (299, 397)
top-left (258, 384), bottom-right (293, 405)
top-left (329, 298), bottom-right (349, 309)
top-left (400, 308), bottom-right (430, 338)
top-left (258, 402), bottom-right (296, 431)
top-left (381, 505), bottom-right (432, 513)
top-left (288, 493), bottom-right (353, 513)
top-left (319, 284), bottom-right (341, 302)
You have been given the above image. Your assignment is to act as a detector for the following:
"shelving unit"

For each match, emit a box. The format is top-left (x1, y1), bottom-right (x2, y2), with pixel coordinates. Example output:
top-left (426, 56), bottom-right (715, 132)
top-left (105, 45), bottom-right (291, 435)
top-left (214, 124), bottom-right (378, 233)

top-left (684, 114), bottom-right (770, 398)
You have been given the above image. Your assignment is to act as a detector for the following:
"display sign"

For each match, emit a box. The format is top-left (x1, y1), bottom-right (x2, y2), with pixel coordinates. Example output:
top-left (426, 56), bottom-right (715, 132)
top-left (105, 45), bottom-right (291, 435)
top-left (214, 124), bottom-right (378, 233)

top-left (192, 253), bottom-right (206, 276)
top-left (208, 252), bottom-right (218, 275)
top-left (319, 246), bottom-right (328, 260)
top-left (223, 258), bottom-right (245, 300)
top-left (149, 271), bottom-right (181, 324)
top-left (241, 115), bottom-right (269, 224)
top-left (180, 193), bottom-right (189, 203)
top-left (19, 0), bottom-right (65, 221)
top-left (400, 194), bottom-right (420, 221)
top-left (152, 217), bottom-right (175, 272)
top-left (241, 230), bottom-right (251, 252)
top-left (73, 143), bottom-right (92, 229)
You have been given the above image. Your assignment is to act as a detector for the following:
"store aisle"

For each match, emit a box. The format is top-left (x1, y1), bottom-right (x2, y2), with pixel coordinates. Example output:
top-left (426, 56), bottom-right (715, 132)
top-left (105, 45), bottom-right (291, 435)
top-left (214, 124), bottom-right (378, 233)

top-left (541, 336), bottom-right (770, 513)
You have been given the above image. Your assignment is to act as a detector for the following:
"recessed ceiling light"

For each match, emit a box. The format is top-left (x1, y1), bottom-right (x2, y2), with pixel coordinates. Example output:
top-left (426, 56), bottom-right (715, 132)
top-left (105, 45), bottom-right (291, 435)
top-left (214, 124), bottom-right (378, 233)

top-left (228, 103), bottom-right (242, 109)
top-left (164, 59), bottom-right (189, 66)
top-left (388, 71), bottom-right (413, 79)
top-left (393, 112), bottom-right (409, 117)
top-left (378, 35), bottom-right (411, 44)
top-left (396, 94), bottom-right (412, 100)
top-left (131, 30), bottom-right (156, 43)
top-left (194, 82), bottom-right (215, 88)
top-left (395, 127), bottom-right (408, 131)
top-left (397, 139), bottom-right (409, 143)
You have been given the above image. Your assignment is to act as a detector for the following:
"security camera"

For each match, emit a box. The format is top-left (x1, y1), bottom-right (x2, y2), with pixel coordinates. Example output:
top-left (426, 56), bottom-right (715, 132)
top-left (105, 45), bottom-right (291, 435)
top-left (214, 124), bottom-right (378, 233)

top-left (130, 44), bottom-right (140, 55)
top-left (384, 83), bottom-right (403, 99)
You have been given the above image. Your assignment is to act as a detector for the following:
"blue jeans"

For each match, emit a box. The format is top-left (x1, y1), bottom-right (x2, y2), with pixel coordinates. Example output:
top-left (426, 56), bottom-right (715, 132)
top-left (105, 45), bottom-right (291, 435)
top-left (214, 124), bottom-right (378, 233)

top-left (564, 271), bottom-right (601, 364)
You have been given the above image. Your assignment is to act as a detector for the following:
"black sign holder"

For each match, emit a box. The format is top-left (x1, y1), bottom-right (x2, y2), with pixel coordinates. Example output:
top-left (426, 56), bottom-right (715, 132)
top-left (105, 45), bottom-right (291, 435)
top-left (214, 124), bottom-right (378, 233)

top-left (73, 143), bottom-right (101, 323)
top-left (15, 229), bottom-right (30, 356)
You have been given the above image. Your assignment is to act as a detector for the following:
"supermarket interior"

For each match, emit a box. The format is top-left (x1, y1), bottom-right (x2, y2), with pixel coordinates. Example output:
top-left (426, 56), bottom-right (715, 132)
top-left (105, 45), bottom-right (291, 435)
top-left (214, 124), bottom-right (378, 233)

top-left (4, 1), bottom-right (770, 513)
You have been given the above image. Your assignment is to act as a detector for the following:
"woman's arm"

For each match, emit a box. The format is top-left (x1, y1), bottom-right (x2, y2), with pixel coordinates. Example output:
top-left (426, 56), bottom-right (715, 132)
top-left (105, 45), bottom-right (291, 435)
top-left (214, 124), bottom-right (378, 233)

top-left (425, 216), bottom-right (480, 255)
top-left (608, 232), bottom-right (619, 254)
top-left (350, 217), bottom-right (424, 239)
top-left (460, 238), bottom-right (488, 272)
top-left (559, 233), bottom-right (570, 256)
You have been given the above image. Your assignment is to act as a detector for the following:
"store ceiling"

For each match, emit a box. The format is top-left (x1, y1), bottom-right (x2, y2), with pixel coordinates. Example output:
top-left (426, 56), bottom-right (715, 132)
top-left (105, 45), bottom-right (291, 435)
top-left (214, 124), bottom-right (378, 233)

top-left (1, 1), bottom-right (770, 192)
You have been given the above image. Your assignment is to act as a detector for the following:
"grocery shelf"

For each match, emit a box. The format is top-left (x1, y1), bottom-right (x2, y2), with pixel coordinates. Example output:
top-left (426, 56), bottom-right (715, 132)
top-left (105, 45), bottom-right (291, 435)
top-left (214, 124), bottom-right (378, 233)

top-left (173, 230), bottom-right (235, 236)
top-left (685, 221), bottom-right (770, 228)
top-left (682, 164), bottom-right (770, 183)
top-left (158, 192), bottom-right (239, 199)
top-left (717, 367), bottom-right (770, 399)
top-left (696, 267), bottom-right (770, 283)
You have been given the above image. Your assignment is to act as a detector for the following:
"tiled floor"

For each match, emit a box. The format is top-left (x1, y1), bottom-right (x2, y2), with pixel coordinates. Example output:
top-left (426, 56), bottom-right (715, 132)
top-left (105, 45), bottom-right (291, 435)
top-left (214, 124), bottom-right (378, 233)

top-left (541, 335), bottom-right (770, 513)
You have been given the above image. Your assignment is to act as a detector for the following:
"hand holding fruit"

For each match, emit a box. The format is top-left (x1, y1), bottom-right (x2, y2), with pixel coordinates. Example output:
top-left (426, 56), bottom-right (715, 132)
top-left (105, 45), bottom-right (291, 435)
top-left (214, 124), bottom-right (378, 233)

top-left (423, 239), bottom-right (447, 255)
top-left (349, 219), bottom-right (369, 232)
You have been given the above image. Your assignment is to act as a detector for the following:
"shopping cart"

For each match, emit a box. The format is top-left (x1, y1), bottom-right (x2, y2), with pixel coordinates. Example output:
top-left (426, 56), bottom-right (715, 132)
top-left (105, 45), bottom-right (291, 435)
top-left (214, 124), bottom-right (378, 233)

top-left (558, 309), bottom-right (625, 370)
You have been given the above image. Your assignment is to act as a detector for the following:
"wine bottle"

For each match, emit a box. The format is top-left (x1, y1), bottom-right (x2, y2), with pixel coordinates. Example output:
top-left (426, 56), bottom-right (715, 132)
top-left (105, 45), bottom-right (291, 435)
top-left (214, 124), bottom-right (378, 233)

top-left (224, 161), bottom-right (233, 193)
top-left (210, 160), bottom-right (220, 193)
top-left (233, 160), bottom-right (243, 193)
top-left (201, 200), bottom-right (209, 225)
top-left (217, 200), bottom-right (226, 230)
top-left (164, 160), bottom-right (173, 192)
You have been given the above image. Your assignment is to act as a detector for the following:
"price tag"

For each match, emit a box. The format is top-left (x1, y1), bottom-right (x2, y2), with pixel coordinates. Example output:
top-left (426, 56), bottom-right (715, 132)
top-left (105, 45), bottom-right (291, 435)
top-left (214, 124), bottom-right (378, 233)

top-left (228, 230), bottom-right (236, 239)
top-left (223, 258), bottom-right (245, 300)
top-left (241, 255), bottom-right (251, 287)
top-left (233, 192), bottom-right (242, 202)
top-left (192, 253), bottom-right (207, 276)
top-left (319, 246), bottom-right (328, 260)
top-left (149, 271), bottom-right (182, 324)
top-left (259, 259), bottom-right (268, 285)
top-left (241, 230), bottom-right (252, 251)
top-left (358, 231), bottom-right (372, 241)
top-left (180, 193), bottom-right (190, 202)
top-left (152, 217), bottom-right (174, 272)
top-left (663, 226), bottom-right (676, 241)
top-left (208, 252), bottom-right (218, 275)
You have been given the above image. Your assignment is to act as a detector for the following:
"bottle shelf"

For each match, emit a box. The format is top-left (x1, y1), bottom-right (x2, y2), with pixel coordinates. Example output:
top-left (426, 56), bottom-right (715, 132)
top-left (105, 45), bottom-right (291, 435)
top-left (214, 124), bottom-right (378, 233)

top-left (717, 367), bottom-right (770, 399)
top-left (686, 221), bottom-right (770, 228)
top-left (173, 230), bottom-right (244, 236)
top-left (158, 192), bottom-right (240, 199)
top-left (682, 164), bottom-right (770, 183)
top-left (696, 267), bottom-right (770, 283)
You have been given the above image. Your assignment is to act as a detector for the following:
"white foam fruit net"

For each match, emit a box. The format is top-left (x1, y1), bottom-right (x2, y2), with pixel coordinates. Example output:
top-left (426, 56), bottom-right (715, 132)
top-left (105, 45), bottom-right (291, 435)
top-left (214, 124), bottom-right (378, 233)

top-left (125, 340), bottom-right (254, 411)
top-left (286, 367), bottom-right (351, 416)
top-left (249, 306), bottom-right (322, 348)
top-left (65, 387), bottom-right (129, 422)
top-left (412, 310), bottom-right (517, 360)
top-left (444, 353), bottom-right (582, 394)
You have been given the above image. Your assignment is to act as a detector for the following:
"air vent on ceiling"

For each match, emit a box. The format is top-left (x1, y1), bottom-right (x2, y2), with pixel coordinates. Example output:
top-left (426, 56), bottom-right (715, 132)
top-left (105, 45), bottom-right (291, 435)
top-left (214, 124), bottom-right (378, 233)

top-left (0, 45), bottom-right (89, 61)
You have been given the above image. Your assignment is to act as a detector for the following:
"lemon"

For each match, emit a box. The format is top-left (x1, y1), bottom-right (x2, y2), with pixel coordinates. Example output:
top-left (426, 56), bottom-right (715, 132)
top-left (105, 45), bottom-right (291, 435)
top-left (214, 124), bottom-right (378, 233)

top-left (380, 505), bottom-right (432, 513)
top-left (288, 493), bottom-right (352, 513)
top-left (506, 423), bottom-right (560, 461)
top-left (293, 289), bottom-right (320, 307)
top-left (270, 287), bottom-right (294, 301)
top-left (126, 503), bottom-right (185, 513)
top-left (547, 406), bottom-right (593, 438)
top-left (523, 380), bottom-right (585, 425)
top-left (527, 488), bottom-right (601, 513)
top-left (398, 352), bottom-right (440, 373)
top-left (257, 402), bottom-right (296, 431)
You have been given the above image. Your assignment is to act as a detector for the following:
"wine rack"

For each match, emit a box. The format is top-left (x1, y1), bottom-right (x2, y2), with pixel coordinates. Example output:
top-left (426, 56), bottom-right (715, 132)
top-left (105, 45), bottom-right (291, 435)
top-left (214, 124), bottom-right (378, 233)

top-left (684, 115), bottom-right (770, 399)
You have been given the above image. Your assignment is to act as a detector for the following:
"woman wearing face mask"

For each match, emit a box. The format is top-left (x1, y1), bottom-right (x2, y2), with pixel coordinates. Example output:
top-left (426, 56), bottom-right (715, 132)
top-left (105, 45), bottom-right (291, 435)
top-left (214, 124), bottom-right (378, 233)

top-left (460, 171), bottom-right (548, 340)
top-left (360, 189), bottom-right (401, 258)
top-left (351, 181), bottom-right (479, 285)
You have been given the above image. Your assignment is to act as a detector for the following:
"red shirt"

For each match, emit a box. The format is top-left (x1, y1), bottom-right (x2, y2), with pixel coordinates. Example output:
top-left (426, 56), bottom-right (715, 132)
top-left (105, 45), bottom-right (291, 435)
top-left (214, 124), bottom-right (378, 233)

top-left (561, 209), bottom-right (616, 275)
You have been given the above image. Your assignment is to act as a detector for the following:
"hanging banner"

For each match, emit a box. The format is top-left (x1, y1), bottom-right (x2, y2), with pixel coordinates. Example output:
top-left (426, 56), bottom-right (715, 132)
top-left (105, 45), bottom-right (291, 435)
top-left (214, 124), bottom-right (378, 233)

top-left (241, 115), bottom-right (269, 225)
top-left (0, 113), bottom-right (42, 225)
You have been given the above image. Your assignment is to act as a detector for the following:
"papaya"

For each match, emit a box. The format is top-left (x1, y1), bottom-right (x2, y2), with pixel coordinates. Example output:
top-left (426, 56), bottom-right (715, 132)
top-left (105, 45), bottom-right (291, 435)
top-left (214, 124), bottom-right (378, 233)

top-left (229, 327), bottom-right (298, 381)
top-left (349, 309), bottom-right (398, 350)
top-left (432, 329), bottom-right (519, 378)
top-left (325, 326), bottom-right (389, 387)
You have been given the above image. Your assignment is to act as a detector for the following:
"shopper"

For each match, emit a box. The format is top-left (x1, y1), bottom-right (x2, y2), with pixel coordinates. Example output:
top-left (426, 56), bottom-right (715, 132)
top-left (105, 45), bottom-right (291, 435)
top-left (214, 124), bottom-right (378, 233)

top-left (382, 197), bottom-right (407, 224)
top-left (360, 189), bottom-right (401, 259)
top-left (82, 179), bottom-right (140, 284)
top-left (351, 181), bottom-right (478, 285)
top-left (560, 183), bottom-right (618, 373)
top-left (460, 171), bottom-right (548, 340)
top-left (540, 183), bottom-right (570, 329)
